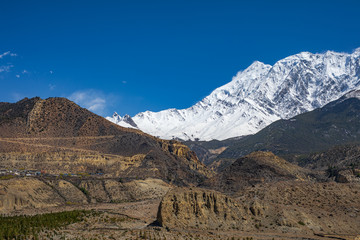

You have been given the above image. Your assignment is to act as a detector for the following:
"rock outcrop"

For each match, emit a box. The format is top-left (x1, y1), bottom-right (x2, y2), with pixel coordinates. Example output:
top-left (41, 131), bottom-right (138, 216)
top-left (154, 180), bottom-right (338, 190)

top-left (157, 188), bottom-right (246, 230)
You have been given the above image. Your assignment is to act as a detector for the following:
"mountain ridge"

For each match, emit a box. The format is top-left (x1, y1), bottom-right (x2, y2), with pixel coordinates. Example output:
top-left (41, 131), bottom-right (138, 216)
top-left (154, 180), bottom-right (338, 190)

top-left (108, 48), bottom-right (360, 141)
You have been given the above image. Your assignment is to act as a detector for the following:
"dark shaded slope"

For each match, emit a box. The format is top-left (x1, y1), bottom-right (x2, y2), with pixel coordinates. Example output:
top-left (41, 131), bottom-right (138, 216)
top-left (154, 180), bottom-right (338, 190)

top-left (297, 144), bottom-right (360, 170)
top-left (216, 91), bottom-right (360, 166)
top-left (203, 151), bottom-right (313, 193)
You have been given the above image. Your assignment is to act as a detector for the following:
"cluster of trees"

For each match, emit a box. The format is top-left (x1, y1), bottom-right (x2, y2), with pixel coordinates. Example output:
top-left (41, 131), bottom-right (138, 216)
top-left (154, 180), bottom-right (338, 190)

top-left (0, 210), bottom-right (91, 239)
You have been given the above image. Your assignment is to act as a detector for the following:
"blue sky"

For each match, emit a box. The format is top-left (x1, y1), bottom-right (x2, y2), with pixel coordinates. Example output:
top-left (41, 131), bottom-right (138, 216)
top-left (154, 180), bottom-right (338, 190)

top-left (1, 0), bottom-right (360, 116)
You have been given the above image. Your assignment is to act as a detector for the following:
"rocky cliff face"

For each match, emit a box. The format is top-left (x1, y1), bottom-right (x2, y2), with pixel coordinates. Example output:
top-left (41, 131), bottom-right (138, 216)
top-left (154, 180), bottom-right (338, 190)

top-left (109, 48), bottom-right (360, 141)
top-left (157, 188), bottom-right (246, 230)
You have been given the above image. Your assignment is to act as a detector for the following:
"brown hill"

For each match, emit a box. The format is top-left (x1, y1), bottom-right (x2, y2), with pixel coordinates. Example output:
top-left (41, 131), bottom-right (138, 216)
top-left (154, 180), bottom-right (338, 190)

top-left (0, 97), bottom-right (212, 185)
top-left (203, 151), bottom-right (315, 193)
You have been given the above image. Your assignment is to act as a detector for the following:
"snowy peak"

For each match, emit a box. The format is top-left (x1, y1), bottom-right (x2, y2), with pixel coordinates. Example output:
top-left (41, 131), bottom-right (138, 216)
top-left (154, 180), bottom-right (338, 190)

top-left (108, 48), bottom-right (360, 141)
top-left (202, 61), bottom-right (271, 106)
top-left (106, 112), bottom-right (138, 129)
top-left (243, 61), bottom-right (271, 73)
top-left (111, 112), bottom-right (122, 122)
top-left (122, 114), bottom-right (138, 128)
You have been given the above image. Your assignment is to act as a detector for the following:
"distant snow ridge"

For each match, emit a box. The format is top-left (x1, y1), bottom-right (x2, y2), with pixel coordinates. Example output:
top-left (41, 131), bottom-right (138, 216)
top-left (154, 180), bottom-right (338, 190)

top-left (107, 48), bottom-right (360, 141)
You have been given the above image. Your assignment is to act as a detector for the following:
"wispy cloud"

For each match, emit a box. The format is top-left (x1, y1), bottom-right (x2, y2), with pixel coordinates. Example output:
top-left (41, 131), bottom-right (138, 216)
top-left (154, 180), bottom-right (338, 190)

top-left (0, 65), bottom-right (13, 73)
top-left (0, 51), bottom-right (17, 73)
top-left (68, 89), bottom-right (109, 116)
top-left (0, 51), bottom-right (17, 59)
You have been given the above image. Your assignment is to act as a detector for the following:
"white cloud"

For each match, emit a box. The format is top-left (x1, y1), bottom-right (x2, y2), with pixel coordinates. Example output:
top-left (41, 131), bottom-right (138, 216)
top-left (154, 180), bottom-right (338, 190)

top-left (68, 89), bottom-right (107, 115)
top-left (16, 74), bottom-right (20, 78)
top-left (0, 51), bottom-right (17, 59)
top-left (0, 51), bottom-right (10, 59)
top-left (122, 80), bottom-right (127, 84)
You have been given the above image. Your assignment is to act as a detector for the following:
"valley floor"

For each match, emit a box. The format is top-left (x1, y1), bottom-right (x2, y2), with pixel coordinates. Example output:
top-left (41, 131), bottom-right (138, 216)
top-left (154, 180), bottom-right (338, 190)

top-left (1, 178), bottom-right (359, 240)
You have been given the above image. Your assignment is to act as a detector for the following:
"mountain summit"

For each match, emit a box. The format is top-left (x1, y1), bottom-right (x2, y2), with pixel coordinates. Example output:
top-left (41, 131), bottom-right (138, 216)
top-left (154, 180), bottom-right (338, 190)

top-left (108, 48), bottom-right (360, 140)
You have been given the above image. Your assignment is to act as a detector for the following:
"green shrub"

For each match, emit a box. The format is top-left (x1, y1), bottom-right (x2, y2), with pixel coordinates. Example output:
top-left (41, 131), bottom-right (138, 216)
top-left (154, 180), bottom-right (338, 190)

top-left (79, 187), bottom-right (89, 196)
top-left (298, 221), bottom-right (305, 226)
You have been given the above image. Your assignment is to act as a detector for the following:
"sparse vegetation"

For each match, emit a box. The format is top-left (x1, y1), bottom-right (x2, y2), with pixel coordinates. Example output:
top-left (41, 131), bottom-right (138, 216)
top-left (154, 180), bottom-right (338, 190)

top-left (0, 210), bottom-right (91, 239)
top-left (298, 221), bottom-right (305, 226)
top-left (79, 186), bottom-right (89, 196)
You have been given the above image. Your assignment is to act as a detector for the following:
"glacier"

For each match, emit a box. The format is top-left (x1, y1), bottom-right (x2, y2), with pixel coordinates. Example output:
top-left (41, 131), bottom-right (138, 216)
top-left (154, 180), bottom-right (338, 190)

top-left (107, 48), bottom-right (360, 141)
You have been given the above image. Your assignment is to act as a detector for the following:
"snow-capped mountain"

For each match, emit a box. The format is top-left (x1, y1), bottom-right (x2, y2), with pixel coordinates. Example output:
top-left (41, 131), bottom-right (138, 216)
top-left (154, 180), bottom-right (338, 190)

top-left (107, 48), bottom-right (360, 141)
